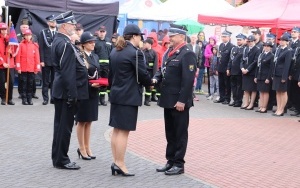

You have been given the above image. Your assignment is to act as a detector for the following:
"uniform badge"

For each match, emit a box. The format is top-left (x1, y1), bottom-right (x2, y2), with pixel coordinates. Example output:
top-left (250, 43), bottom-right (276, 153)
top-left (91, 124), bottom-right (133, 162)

top-left (189, 65), bottom-right (194, 71)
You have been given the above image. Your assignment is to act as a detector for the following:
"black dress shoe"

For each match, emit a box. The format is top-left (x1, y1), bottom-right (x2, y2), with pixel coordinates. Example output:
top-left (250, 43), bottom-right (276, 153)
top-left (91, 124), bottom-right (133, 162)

top-left (7, 100), bottom-right (15, 105)
top-left (164, 166), bottom-right (184, 175)
top-left (50, 99), bottom-right (54, 104)
top-left (42, 101), bottom-right (48, 105)
top-left (55, 162), bottom-right (81, 170)
top-left (290, 112), bottom-right (300, 116)
top-left (222, 101), bottom-right (230, 105)
top-left (228, 102), bottom-right (235, 106)
top-left (156, 163), bottom-right (173, 172)
top-left (1, 100), bottom-right (6, 105)
top-left (77, 148), bottom-right (91, 160)
top-left (233, 103), bottom-right (242, 107)
top-left (214, 99), bottom-right (224, 103)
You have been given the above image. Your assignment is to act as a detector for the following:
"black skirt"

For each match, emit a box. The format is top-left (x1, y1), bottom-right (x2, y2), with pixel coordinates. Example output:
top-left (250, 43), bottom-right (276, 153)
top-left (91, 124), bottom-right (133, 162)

top-left (272, 76), bottom-right (288, 92)
top-left (242, 75), bottom-right (256, 91)
top-left (75, 97), bottom-right (99, 122)
top-left (109, 104), bottom-right (138, 131)
top-left (257, 80), bottom-right (271, 92)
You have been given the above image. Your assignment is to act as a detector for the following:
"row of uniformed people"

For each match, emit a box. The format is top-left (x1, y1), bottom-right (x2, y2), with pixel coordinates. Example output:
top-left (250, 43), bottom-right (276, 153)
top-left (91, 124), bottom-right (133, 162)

top-left (215, 27), bottom-right (300, 118)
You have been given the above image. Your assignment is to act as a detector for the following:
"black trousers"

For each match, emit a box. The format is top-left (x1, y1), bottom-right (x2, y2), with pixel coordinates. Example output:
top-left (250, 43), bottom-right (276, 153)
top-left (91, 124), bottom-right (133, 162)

top-left (230, 75), bottom-right (243, 104)
top-left (52, 99), bottom-right (78, 167)
top-left (18, 73), bottom-right (37, 95)
top-left (207, 67), bottom-right (211, 95)
top-left (99, 64), bottom-right (109, 95)
top-left (218, 72), bottom-right (231, 102)
top-left (290, 80), bottom-right (300, 111)
top-left (164, 108), bottom-right (189, 167)
top-left (19, 72), bottom-right (35, 99)
top-left (42, 66), bottom-right (55, 101)
top-left (0, 68), bottom-right (14, 100)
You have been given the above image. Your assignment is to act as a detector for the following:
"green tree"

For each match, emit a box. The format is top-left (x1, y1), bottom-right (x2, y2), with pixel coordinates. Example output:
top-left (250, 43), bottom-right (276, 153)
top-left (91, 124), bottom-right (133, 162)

top-left (160, 0), bottom-right (168, 2)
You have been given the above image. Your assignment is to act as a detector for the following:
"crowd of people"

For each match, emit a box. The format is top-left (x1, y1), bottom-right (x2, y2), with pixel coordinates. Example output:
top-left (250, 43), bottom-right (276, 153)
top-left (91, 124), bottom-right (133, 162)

top-left (1, 9), bottom-right (299, 176)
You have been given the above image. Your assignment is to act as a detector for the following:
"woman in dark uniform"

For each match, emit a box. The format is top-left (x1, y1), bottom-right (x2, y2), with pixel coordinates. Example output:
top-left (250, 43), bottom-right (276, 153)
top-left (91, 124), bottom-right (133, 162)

top-left (76, 32), bottom-right (100, 160)
top-left (272, 35), bottom-right (292, 116)
top-left (108, 24), bottom-right (152, 176)
top-left (240, 35), bottom-right (260, 110)
top-left (254, 41), bottom-right (274, 113)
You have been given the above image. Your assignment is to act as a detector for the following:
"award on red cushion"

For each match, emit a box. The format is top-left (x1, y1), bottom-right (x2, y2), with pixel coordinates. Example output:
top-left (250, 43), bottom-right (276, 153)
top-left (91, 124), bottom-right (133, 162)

top-left (89, 78), bottom-right (109, 86)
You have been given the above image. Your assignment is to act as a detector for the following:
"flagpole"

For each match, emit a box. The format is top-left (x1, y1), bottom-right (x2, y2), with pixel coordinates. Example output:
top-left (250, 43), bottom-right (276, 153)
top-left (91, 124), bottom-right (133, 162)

top-left (5, 15), bottom-right (12, 105)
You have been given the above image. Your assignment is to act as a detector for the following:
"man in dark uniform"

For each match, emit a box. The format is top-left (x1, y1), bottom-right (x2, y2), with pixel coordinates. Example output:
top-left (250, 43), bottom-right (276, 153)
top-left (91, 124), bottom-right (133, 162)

top-left (227, 33), bottom-right (246, 107)
top-left (214, 30), bottom-right (234, 104)
top-left (252, 28), bottom-right (263, 51)
top-left (153, 24), bottom-right (197, 175)
top-left (17, 15), bottom-right (39, 99)
top-left (143, 38), bottom-right (158, 106)
top-left (289, 27), bottom-right (300, 116)
top-left (94, 25), bottom-right (112, 106)
top-left (51, 11), bottom-right (88, 170)
top-left (38, 15), bottom-right (57, 105)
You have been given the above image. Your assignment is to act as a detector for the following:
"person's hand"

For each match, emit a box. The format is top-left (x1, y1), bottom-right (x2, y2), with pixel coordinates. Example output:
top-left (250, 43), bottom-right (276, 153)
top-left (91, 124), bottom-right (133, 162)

top-left (152, 79), bottom-right (157, 84)
top-left (40, 62), bottom-right (45, 67)
top-left (226, 70), bottom-right (230, 76)
top-left (215, 71), bottom-right (218, 76)
top-left (298, 82), bottom-right (300, 87)
top-left (254, 78), bottom-right (257, 83)
top-left (18, 70), bottom-right (21, 74)
top-left (34, 72), bottom-right (37, 74)
top-left (91, 83), bottom-right (100, 88)
top-left (281, 79), bottom-right (286, 83)
top-left (288, 75), bottom-right (292, 80)
top-left (3, 63), bottom-right (8, 68)
top-left (66, 98), bottom-right (77, 108)
top-left (174, 101), bottom-right (185, 111)
top-left (265, 79), bottom-right (270, 84)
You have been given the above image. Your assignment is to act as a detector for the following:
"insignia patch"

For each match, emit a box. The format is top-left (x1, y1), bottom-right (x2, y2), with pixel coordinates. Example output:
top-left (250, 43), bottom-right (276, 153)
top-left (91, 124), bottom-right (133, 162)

top-left (189, 65), bottom-right (194, 71)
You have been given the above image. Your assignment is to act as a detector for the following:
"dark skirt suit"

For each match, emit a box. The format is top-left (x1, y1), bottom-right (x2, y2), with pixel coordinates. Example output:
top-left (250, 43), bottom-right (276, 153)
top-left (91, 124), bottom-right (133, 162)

top-left (255, 52), bottom-right (274, 92)
top-left (76, 52), bottom-right (100, 122)
top-left (272, 47), bottom-right (292, 92)
top-left (240, 46), bottom-right (260, 92)
top-left (108, 42), bottom-right (152, 131)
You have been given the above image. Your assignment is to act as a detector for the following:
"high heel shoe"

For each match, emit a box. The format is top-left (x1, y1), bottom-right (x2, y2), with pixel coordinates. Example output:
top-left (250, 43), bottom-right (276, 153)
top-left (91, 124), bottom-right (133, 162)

top-left (77, 148), bottom-right (91, 160)
top-left (272, 113), bottom-right (284, 117)
top-left (111, 163), bottom-right (135, 176)
top-left (240, 105), bottom-right (249, 109)
top-left (87, 154), bottom-right (96, 159)
top-left (245, 106), bottom-right (254, 110)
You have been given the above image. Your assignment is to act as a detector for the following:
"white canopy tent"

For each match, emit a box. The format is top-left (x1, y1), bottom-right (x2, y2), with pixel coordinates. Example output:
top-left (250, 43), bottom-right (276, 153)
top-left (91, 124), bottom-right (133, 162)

top-left (119, 0), bottom-right (162, 15)
top-left (128, 0), bottom-right (234, 21)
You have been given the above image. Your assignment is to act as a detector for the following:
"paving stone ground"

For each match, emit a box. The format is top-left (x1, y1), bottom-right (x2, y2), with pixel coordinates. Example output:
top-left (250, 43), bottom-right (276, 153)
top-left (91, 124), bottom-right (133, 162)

top-left (0, 87), bottom-right (299, 188)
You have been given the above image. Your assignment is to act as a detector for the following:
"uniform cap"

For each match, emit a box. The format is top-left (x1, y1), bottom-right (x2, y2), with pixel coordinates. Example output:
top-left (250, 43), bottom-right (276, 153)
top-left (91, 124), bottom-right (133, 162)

top-left (144, 38), bottom-right (153, 45)
top-left (111, 33), bottom-right (119, 39)
top-left (221, 30), bottom-right (232, 37)
top-left (168, 23), bottom-right (187, 36)
top-left (80, 31), bottom-right (97, 44)
top-left (236, 33), bottom-right (246, 39)
top-left (292, 26), bottom-right (300, 33)
top-left (0, 22), bottom-right (7, 29)
top-left (280, 34), bottom-right (290, 41)
top-left (123, 24), bottom-right (145, 36)
top-left (266, 33), bottom-right (276, 39)
top-left (23, 29), bottom-right (32, 35)
top-left (53, 11), bottom-right (76, 24)
top-left (46, 15), bottom-right (55, 21)
top-left (99, 25), bottom-right (106, 31)
top-left (247, 35), bottom-right (255, 42)
top-left (263, 41), bottom-right (273, 47)
top-left (75, 23), bottom-right (83, 30)
top-left (251, 28), bottom-right (261, 35)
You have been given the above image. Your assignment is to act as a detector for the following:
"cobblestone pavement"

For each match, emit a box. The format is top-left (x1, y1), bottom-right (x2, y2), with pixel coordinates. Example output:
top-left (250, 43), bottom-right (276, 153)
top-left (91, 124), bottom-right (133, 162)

top-left (0, 88), bottom-right (299, 188)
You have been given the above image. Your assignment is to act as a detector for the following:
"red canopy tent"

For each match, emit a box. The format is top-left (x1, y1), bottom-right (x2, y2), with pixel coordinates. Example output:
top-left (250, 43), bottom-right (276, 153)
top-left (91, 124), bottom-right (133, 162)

top-left (198, 0), bottom-right (300, 28)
